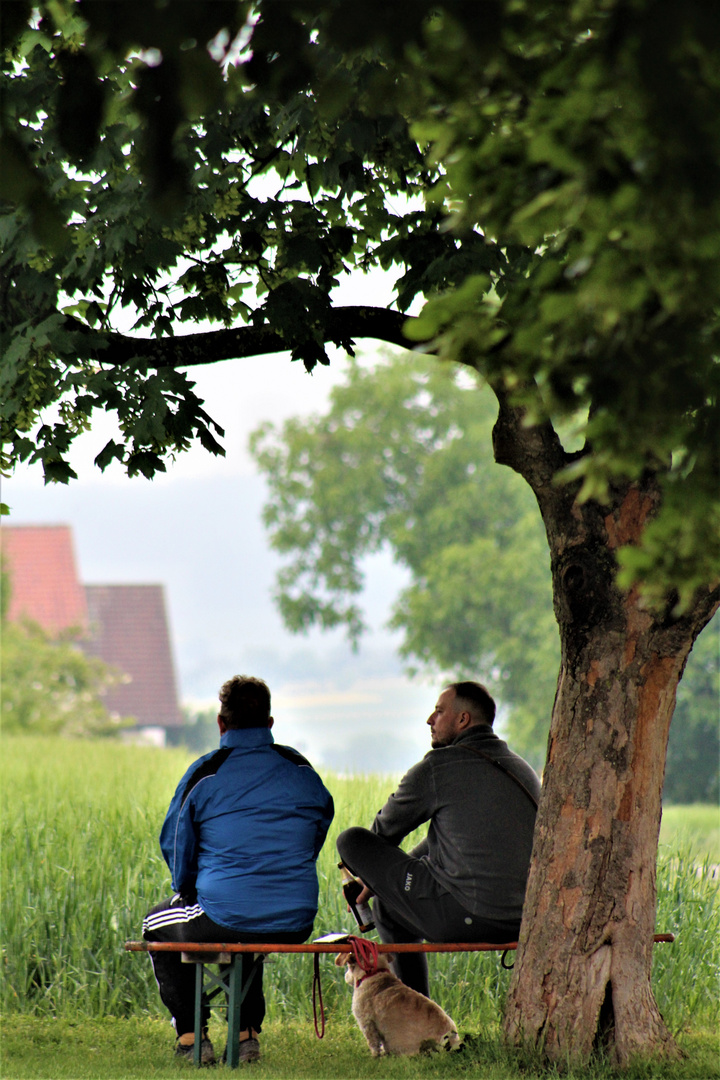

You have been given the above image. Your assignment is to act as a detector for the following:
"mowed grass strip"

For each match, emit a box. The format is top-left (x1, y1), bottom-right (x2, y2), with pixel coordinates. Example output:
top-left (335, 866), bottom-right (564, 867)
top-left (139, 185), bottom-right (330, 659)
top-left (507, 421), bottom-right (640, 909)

top-left (1, 1018), bottom-right (719, 1080)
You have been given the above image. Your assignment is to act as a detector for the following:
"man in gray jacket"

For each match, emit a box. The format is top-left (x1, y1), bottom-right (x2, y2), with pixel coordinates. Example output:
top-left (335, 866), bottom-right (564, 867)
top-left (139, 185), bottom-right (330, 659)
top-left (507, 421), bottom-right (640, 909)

top-left (336, 681), bottom-right (540, 997)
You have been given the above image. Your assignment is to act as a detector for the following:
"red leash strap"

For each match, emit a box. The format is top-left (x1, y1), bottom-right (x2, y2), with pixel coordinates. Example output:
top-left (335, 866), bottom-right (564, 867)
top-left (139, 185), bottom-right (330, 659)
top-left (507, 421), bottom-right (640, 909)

top-left (348, 935), bottom-right (379, 976)
top-left (312, 936), bottom-right (379, 1039)
top-left (312, 953), bottom-right (325, 1039)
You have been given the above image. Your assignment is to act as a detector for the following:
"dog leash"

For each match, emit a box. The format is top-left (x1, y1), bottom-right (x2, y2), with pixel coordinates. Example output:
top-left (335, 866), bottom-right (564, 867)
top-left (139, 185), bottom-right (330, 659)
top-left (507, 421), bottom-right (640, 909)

top-left (312, 935), bottom-right (380, 1038)
top-left (312, 953), bottom-right (325, 1038)
top-left (349, 935), bottom-right (380, 979)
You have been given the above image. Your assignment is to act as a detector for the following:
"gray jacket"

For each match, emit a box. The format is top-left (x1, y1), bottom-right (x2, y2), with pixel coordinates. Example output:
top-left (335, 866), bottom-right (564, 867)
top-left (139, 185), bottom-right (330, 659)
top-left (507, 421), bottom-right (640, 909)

top-left (371, 726), bottom-right (541, 923)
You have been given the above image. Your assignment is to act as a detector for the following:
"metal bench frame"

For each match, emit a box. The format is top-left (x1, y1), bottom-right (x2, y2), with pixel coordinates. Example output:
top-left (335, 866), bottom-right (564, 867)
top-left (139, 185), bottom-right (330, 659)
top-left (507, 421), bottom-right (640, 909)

top-left (125, 935), bottom-right (675, 1068)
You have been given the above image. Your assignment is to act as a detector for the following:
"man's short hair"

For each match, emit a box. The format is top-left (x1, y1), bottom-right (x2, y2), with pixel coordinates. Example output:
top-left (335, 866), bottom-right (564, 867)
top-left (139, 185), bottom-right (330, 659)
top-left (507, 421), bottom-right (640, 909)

top-left (447, 681), bottom-right (496, 727)
top-left (218, 676), bottom-right (271, 729)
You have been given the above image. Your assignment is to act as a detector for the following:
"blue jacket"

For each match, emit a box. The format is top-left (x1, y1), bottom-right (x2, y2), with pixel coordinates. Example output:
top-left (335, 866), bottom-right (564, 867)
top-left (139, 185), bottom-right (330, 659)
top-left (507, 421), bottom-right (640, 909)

top-left (160, 727), bottom-right (334, 934)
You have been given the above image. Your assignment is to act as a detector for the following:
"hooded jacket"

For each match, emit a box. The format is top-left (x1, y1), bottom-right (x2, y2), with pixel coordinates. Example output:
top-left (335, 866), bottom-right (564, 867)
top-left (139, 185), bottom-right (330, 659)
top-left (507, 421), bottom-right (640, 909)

top-left (160, 726), bottom-right (334, 934)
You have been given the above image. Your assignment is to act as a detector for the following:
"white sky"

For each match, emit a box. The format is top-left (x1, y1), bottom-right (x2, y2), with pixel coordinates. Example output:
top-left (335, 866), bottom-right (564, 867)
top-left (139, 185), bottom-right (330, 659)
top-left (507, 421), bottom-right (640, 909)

top-left (2, 272), bottom-right (437, 773)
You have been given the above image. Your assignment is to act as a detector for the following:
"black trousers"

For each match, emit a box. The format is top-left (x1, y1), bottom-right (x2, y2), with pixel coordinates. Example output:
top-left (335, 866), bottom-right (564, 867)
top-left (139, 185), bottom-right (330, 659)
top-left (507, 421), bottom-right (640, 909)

top-left (336, 827), bottom-right (520, 997)
top-left (142, 896), bottom-right (308, 1036)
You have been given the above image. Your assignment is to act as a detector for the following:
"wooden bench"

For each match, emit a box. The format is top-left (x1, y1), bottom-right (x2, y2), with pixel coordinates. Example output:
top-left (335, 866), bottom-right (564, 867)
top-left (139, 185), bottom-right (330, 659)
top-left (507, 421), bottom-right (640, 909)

top-left (125, 935), bottom-right (675, 1068)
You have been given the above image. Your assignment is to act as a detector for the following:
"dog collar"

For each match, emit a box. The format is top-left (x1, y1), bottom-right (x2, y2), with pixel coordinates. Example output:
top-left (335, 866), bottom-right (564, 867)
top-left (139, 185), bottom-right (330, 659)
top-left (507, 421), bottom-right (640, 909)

top-left (357, 970), bottom-right (382, 985)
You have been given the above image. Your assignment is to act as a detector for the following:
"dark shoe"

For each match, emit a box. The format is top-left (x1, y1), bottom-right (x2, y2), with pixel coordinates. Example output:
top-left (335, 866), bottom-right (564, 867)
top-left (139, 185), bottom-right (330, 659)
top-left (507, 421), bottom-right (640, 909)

top-left (175, 1035), bottom-right (216, 1065)
top-left (222, 1037), bottom-right (260, 1065)
top-left (239, 1038), bottom-right (260, 1063)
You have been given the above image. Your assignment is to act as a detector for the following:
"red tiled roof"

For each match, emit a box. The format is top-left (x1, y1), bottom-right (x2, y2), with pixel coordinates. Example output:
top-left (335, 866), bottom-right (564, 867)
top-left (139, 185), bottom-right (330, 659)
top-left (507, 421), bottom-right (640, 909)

top-left (1, 525), bottom-right (88, 634)
top-left (84, 585), bottom-right (183, 729)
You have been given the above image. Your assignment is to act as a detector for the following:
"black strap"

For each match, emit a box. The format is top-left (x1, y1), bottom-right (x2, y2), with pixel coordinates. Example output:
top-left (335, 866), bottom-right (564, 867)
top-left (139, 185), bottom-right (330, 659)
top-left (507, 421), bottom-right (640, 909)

top-left (460, 745), bottom-right (540, 810)
top-left (180, 747), bottom-right (233, 806)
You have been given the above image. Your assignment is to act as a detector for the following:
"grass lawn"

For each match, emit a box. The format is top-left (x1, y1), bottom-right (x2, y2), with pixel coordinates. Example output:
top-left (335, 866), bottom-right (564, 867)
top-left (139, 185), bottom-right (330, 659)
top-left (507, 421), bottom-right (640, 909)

top-left (1, 1017), bottom-right (719, 1080)
top-left (659, 804), bottom-right (720, 863)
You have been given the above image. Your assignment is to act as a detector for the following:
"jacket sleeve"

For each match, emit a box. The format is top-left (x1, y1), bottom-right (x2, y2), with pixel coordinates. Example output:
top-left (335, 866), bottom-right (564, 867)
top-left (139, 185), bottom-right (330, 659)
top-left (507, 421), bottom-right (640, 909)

top-left (313, 786), bottom-right (335, 858)
top-left (159, 778), bottom-right (199, 896)
top-left (371, 757), bottom-right (434, 845)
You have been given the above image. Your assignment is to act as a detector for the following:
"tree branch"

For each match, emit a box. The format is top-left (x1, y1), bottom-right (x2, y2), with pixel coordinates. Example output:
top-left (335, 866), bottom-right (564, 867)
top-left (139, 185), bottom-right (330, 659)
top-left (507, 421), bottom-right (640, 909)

top-left (74, 306), bottom-right (429, 369)
top-left (491, 382), bottom-right (574, 492)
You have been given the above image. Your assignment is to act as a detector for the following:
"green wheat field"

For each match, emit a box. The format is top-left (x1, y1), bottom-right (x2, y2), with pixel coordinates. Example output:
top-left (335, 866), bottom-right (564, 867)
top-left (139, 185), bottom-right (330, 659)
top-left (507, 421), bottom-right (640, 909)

top-left (1, 736), bottom-right (718, 1079)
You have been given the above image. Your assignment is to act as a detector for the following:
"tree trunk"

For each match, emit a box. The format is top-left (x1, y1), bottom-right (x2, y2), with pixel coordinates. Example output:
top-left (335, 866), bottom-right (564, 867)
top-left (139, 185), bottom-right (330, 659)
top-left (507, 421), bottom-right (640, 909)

top-left (492, 396), bottom-right (720, 1067)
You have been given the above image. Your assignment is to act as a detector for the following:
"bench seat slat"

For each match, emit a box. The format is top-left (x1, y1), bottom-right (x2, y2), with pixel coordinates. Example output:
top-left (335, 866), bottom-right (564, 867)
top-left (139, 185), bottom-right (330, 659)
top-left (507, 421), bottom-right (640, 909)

top-left (125, 933), bottom-right (674, 956)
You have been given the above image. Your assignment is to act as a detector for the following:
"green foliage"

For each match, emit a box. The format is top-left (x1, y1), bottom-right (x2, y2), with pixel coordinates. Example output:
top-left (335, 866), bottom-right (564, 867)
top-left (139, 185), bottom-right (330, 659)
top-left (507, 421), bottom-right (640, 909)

top-left (0, 617), bottom-right (130, 738)
top-left (251, 353), bottom-right (718, 773)
top-left (169, 704), bottom-right (222, 755)
top-left (664, 618), bottom-right (720, 805)
top-left (2, 1), bottom-right (718, 602)
top-left (250, 350), bottom-right (558, 765)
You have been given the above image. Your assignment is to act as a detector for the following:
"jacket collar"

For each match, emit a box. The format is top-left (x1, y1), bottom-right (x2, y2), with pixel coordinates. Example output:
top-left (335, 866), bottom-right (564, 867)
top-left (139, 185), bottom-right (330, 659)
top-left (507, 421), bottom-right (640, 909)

top-left (451, 725), bottom-right (496, 747)
top-left (220, 726), bottom-right (274, 749)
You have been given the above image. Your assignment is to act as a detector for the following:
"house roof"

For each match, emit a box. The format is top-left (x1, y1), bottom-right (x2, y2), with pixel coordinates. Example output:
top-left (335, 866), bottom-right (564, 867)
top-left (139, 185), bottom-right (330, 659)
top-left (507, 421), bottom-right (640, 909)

top-left (84, 585), bottom-right (183, 729)
top-left (2, 524), bottom-right (183, 731)
top-left (1, 525), bottom-right (88, 634)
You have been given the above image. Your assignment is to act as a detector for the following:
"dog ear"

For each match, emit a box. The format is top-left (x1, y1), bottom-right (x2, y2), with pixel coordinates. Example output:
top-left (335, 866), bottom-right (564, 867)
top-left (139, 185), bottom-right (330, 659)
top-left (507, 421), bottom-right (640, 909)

top-left (334, 953), bottom-right (350, 967)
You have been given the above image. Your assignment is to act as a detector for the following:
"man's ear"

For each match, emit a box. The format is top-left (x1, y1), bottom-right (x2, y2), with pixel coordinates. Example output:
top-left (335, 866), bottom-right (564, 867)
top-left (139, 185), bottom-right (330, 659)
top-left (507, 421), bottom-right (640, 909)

top-left (268, 716), bottom-right (274, 730)
top-left (217, 715), bottom-right (227, 735)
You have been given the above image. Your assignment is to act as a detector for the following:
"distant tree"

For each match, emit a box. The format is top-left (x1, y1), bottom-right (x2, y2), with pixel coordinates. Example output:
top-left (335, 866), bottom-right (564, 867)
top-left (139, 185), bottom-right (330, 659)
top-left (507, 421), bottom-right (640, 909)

top-left (169, 705), bottom-right (221, 755)
top-left (3, 1), bottom-right (719, 1067)
top-left (1, 558), bottom-right (129, 737)
top-left (663, 618), bottom-right (720, 805)
top-left (1, 619), bottom-right (130, 738)
top-left (252, 354), bottom-right (719, 783)
top-left (251, 351), bottom-right (558, 768)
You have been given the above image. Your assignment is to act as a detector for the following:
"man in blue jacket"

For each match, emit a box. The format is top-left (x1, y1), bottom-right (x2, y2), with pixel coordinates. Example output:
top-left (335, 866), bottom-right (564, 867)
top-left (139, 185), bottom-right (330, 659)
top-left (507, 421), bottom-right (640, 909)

top-left (143, 675), bottom-right (334, 1065)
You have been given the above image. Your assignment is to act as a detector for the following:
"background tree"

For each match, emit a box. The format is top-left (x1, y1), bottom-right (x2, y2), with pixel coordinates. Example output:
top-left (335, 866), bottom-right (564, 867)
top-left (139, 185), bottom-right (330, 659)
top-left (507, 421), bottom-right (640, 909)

top-left (1, 564), bottom-right (129, 737)
top-left (2, 1), bottom-right (719, 1067)
top-left (252, 350), bottom-right (719, 783)
top-left (252, 351), bottom-right (559, 769)
top-left (170, 705), bottom-right (225, 755)
top-left (1, 620), bottom-right (130, 737)
top-left (663, 620), bottom-right (720, 806)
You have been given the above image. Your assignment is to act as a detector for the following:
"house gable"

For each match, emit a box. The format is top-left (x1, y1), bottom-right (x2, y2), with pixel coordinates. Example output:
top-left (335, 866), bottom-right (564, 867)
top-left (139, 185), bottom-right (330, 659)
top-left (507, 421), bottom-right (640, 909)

top-left (84, 585), bottom-right (183, 729)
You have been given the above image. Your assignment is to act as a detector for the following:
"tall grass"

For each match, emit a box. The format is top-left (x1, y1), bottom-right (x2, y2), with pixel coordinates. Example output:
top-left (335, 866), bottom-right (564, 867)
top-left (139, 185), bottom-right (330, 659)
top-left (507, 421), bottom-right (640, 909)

top-left (2, 736), bottom-right (718, 1035)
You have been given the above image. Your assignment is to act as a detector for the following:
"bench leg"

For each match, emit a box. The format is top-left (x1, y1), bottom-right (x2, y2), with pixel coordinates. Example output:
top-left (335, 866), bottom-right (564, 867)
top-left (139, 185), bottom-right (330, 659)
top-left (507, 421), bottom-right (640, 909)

top-left (225, 956), bottom-right (262, 1069)
top-left (190, 956), bottom-right (263, 1068)
top-left (193, 963), bottom-right (204, 1068)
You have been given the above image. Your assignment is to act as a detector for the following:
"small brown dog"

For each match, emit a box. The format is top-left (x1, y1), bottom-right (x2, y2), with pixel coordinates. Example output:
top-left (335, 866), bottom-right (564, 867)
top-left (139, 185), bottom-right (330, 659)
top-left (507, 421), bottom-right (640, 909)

top-left (336, 952), bottom-right (462, 1057)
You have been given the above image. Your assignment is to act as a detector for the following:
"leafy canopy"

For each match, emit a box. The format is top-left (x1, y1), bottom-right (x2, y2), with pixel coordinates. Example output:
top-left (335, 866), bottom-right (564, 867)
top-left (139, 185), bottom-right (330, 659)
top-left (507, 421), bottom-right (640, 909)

top-left (2, 1), bottom-right (719, 604)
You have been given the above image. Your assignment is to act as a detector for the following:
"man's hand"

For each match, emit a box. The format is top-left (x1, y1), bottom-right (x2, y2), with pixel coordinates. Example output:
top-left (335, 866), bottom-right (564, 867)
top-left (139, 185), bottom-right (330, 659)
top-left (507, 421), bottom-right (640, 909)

top-left (356, 881), bottom-right (374, 906)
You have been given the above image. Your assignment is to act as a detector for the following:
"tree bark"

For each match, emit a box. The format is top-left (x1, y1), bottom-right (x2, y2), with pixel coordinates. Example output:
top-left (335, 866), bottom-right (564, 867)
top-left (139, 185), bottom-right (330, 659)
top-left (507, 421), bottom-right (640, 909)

top-left (494, 394), bottom-right (720, 1067)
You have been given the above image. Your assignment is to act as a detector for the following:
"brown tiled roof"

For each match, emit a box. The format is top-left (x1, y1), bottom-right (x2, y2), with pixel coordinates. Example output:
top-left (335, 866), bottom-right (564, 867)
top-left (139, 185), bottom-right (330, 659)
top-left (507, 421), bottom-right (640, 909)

top-left (84, 585), bottom-right (183, 729)
top-left (1, 525), bottom-right (88, 634)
